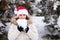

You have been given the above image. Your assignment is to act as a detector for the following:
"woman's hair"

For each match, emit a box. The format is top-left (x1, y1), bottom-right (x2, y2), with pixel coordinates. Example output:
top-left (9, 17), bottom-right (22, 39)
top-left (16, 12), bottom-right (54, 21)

top-left (26, 16), bottom-right (29, 20)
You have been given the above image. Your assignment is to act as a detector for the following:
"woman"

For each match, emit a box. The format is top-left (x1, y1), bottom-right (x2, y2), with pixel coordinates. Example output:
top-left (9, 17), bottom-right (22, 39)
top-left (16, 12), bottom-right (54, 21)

top-left (8, 6), bottom-right (39, 40)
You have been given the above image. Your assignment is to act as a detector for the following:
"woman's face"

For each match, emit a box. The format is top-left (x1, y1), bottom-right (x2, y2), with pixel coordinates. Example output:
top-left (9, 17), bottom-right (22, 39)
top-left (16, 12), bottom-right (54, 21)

top-left (18, 14), bottom-right (26, 19)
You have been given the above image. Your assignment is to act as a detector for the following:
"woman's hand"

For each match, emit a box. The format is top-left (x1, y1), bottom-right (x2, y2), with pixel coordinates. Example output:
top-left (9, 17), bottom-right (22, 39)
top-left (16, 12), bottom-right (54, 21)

top-left (27, 19), bottom-right (32, 25)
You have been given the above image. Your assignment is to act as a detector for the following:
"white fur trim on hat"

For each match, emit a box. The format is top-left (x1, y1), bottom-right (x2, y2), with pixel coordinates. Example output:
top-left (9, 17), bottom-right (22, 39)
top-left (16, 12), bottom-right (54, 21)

top-left (14, 6), bottom-right (29, 16)
top-left (17, 9), bottom-right (29, 16)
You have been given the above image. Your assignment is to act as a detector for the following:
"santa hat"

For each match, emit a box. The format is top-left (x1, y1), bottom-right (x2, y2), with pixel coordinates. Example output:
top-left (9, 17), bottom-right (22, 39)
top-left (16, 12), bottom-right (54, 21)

top-left (14, 6), bottom-right (29, 16)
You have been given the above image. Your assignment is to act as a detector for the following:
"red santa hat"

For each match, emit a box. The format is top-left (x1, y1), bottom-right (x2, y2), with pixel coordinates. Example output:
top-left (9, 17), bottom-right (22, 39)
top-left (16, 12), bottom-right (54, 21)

top-left (14, 6), bottom-right (29, 16)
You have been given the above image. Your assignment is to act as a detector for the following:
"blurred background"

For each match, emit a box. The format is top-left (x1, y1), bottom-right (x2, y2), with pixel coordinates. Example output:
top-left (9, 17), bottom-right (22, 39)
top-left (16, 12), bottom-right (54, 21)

top-left (0, 0), bottom-right (60, 40)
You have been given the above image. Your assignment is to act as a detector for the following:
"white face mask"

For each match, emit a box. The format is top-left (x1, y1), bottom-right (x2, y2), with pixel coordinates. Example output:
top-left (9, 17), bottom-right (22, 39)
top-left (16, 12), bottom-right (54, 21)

top-left (16, 19), bottom-right (27, 29)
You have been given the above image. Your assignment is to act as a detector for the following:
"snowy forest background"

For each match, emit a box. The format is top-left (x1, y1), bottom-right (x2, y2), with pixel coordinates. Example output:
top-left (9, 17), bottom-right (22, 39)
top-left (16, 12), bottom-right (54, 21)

top-left (0, 0), bottom-right (60, 40)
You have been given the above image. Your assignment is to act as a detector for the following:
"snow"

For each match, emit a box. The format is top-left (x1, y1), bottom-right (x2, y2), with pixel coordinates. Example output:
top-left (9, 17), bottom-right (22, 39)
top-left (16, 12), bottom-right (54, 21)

top-left (53, 1), bottom-right (60, 10)
top-left (8, 0), bottom-right (16, 3)
top-left (30, 0), bottom-right (42, 16)
top-left (31, 16), bottom-right (47, 40)
top-left (0, 21), bottom-right (5, 27)
top-left (57, 16), bottom-right (60, 28)
top-left (5, 22), bottom-right (11, 32)
top-left (35, 0), bottom-right (42, 5)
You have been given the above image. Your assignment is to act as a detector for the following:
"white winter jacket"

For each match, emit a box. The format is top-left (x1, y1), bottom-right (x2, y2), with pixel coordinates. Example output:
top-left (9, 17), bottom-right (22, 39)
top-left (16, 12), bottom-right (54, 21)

top-left (8, 24), bottom-right (39, 40)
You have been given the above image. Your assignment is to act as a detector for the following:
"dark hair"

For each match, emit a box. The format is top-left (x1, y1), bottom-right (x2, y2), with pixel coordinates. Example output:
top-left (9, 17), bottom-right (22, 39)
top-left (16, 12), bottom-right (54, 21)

top-left (26, 16), bottom-right (29, 20)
